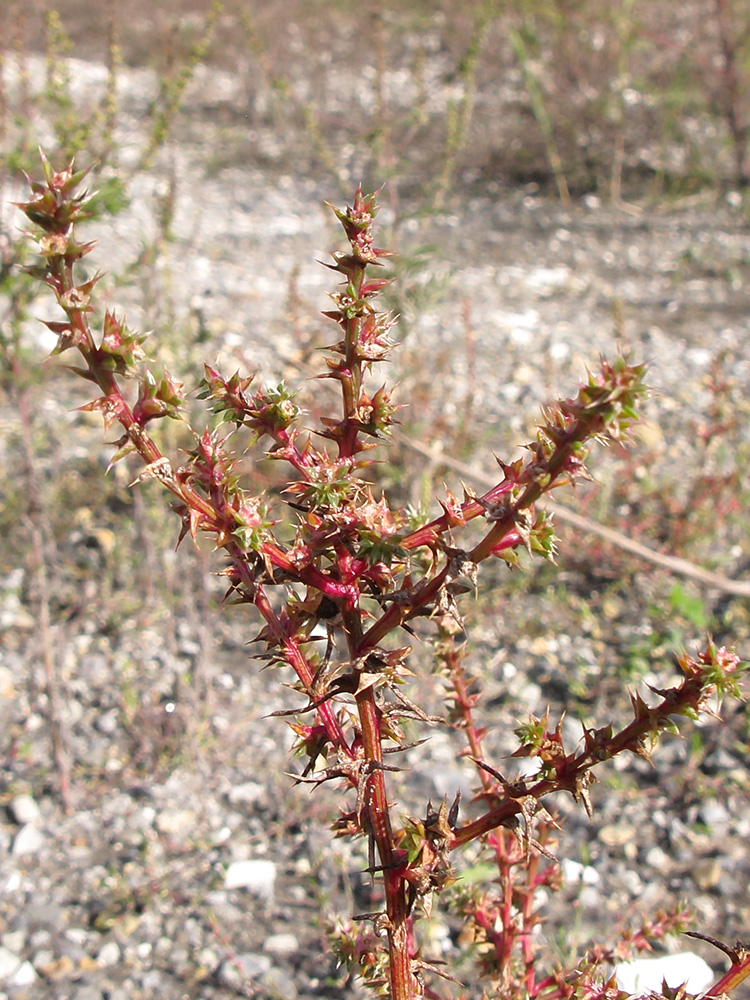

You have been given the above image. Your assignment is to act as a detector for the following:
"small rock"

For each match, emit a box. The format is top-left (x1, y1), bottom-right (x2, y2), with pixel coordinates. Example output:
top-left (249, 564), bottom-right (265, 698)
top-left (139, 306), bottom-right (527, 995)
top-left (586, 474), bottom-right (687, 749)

top-left (0, 666), bottom-right (15, 698)
top-left (620, 868), bottom-right (642, 894)
top-left (0, 948), bottom-right (21, 981)
top-left (598, 823), bottom-right (635, 847)
top-left (615, 953), bottom-right (714, 995)
top-left (218, 952), bottom-right (271, 993)
top-left (35, 955), bottom-right (75, 980)
top-left (65, 928), bottom-right (89, 945)
top-left (95, 709), bottom-right (119, 735)
top-left (699, 800), bottom-right (730, 828)
top-left (9, 961), bottom-right (37, 986)
top-left (227, 782), bottom-right (265, 805)
top-left (97, 941), bottom-right (121, 967)
top-left (78, 654), bottom-right (110, 685)
top-left (70, 987), bottom-right (106, 1000)
top-left (195, 947), bottom-right (220, 973)
top-left (264, 933), bottom-right (298, 957)
top-left (560, 859), bottom-right (600, 886)
top-left (3, 872), bottom-right (21, 893)
top-left (178, 638), bottom-right (200, 658)
top-left (12, 823), bottom-right (45, 855)
top-left (9, 794), bottom-right (42, 826)
top-left (645, 846), bottom-right (670, 870)
top-left (579, 886), bottom-right (600, 909)
top-left (263, 965), bottom-right (298, 999)
top-left (155, 809), bottom-right (195, 838)
top-left (702, 748), bottom-right (736, 773)
top-left (28, 929), bottom-right (51, 950)
top-left (693, 857), bottom-right (721, 890)
top-left (2, 933), bottom-right (25, 955)
top-left (31, 949), bottom-right (54, 970)
top-left (211, 715), bottom-right (230, 733)
top-left (225, 859), bottom-right (276, 899)
top-left (26, 903), bottom-right (67, 929)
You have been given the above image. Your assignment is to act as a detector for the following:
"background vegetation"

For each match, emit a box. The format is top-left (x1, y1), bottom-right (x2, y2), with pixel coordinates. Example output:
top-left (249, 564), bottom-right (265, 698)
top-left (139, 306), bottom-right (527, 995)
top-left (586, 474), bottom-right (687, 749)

top-left (1, 1), bottom-right (750, 997)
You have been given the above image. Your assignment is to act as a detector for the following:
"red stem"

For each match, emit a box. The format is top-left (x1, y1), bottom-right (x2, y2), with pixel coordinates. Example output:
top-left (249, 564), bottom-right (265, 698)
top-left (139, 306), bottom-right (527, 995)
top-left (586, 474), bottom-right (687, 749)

top-left (707, 954), bottom-right (750, 996)
top-left (357, 688), bottom-right (414, 1000)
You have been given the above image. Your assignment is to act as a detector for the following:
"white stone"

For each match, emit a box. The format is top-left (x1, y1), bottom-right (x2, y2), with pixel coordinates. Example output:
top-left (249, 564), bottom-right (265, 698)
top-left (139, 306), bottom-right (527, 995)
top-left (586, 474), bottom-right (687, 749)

top-left (227, 782), bottom-right (265, 805)
top-left (645, 845), bottom-right (670, 870)
top-left (97, 940), bottom-right (121, 967)
top-left (264, 933), bottom-right (298, 957)
top-left (548, 340), bottom-right (570, 360)
top-left (155, 809), bottom-right (195, 838)
top-left (225, 859), bottom-right (276, 899)
top-left (219, 952), bottom-right (271, 990)
top-left (11, 824), bottom-right (45, 855)
top-left (0, 666), bottom-right (15, 698)
top-left (9, 794), bottom-right (42, 826)
top-left (3, 873), bottom-right (21, 893)
top-left (9, 960), bottom-right (37, 986)
top-left (2, 933), bottom-right (24, 955)
top-left (65, 928), bottom-right (89, 945)
top-left (615, 952), bottom-right (714, 996)
top-left (196, 947), bottom-right (219, 972)
top-left (211, 714), bottom-right (230, 733)
top-left (0, 947), bottom-right (21, 981)
top-left (561, 859), bottom-right (600, 886)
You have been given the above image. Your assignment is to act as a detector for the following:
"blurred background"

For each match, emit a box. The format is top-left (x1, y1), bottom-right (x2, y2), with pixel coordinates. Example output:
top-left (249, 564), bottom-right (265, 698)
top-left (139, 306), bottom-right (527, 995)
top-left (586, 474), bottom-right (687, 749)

top-left (1, 2), bottom-right (749, 999)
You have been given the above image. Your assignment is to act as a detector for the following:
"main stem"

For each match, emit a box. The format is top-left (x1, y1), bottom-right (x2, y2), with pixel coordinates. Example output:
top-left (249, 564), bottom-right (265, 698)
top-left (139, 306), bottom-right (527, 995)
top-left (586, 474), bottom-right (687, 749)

top-left (357, 686), bottom-right (414, 1000)
top-left (335, 251), bottom-right (414, 995)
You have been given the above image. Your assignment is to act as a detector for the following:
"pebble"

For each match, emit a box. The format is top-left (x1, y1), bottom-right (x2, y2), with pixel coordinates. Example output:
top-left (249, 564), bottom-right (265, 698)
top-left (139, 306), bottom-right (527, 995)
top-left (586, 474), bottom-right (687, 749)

top-left (0, 666), bottom-right (15, 698)
top-left (263, 965), bottom-right (298, 999)
top-left (8, 794), bottom-right (42, 826)
top-left (196, 947), bottom-right (220, 973)
top-left (11, 824), bottom-right (45, 855)
top-left (225, 859), bottom-right (277, 899)
top-left (0, 949), bottom-right (20, 981)
top-left (693, 857), bottom-right (722, 890)
top-left (227, 782), bottom-right (265, 805)
top-left (211, 714), bottom-right (230, 733)
top-left (615, 953), bottom-right (714, 995)
top-left (218, 953), bottom-right (299, 1000)
top-left (155, 809), bottom-right (195, 838)
top-left (264, 933), bottom-right (299, 957)
top-left (598, 823), bottom-right (636, 847)
top-left (95, 708), bottom-right (119, 734)
top-left (579, 886), bottom-right (601, 909)
top-left (703, 749), bottom-right (736, 773)
top-left (70, 987), bottom-right (106, 1000)
top-left (35, 955), bottom-right (75, 980)
top-left (2, 933), bottom-right (24, 955)
top-left (10, 961), bottom-right (37, 986)
top-left (699, 800), bottom-right (730, 828)
top-left (31, 949), bottom-right (54, 970)
top-left (218, 952), bottom-right (271, 993)
top-left (97, 940), bottom-right (121, 967)
top-left (645, 846), bottom-right (670, 870)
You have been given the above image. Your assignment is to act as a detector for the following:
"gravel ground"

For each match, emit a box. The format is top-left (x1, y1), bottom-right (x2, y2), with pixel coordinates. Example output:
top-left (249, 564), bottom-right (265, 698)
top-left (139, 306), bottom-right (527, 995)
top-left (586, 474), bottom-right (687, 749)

top-left (1, 46), bottom-right (750, 1000)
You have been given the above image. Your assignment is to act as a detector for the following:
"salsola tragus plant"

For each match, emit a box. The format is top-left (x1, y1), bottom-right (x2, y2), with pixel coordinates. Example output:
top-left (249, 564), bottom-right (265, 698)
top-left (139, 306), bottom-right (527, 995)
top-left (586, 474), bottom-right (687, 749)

top-left (18, 153), bottom-right (748, 1000)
